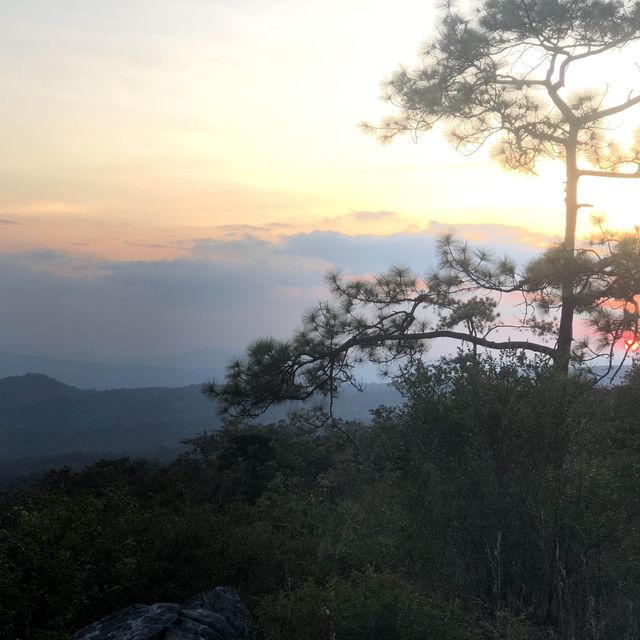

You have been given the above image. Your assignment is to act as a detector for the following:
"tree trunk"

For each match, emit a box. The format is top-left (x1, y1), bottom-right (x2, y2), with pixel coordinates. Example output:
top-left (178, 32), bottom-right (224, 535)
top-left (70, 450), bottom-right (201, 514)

top-left (556, 136), bottom-right (579, 374)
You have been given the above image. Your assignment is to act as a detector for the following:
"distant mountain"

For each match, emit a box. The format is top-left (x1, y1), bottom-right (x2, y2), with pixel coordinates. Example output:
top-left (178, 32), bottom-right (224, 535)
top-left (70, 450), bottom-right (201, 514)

top-left (0, 349), bottom-right (237, 390)
top-left (0, 374), bottom-right (402, 467)
top-left (0, 372), bottom-right (79, 407)
top-left (0, 374), bottom-right (219, 461)
top-left (133, 347), bottom-right (241, 370)
top-left (0, 347), bottom-right (386, 390)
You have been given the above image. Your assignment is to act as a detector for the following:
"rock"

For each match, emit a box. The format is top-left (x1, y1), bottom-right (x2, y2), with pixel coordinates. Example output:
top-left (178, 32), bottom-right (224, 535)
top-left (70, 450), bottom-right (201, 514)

top-left (182, 589), bottom-right (254, 640)
top-left (73, 586), bottom-right (254, 640)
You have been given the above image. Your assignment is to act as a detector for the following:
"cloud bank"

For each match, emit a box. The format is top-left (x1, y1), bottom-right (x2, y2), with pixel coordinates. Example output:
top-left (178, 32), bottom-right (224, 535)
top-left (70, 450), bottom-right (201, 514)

top-left (0, 220), bottom-right (554, 361)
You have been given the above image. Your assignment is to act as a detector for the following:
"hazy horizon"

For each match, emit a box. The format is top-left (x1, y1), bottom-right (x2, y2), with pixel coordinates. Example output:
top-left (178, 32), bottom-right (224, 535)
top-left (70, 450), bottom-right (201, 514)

top-left (2, 1), bottom-right (639, 363)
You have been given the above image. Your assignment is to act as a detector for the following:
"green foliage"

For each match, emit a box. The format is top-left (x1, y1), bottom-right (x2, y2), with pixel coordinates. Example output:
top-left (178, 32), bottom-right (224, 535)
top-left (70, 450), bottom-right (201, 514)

top-left (4, 355), bottom-right (640, 638)
top-left (258, 572), bottom-right (476, 640)
top-left (369, 0), bottom-right (640, 172)
top-left (0, 481), bottom-right (152, 638)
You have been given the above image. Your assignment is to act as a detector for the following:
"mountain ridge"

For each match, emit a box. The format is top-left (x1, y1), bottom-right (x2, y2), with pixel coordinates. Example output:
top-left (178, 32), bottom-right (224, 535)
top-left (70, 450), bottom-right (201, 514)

top-left (0, 374), bottom-right (402, 466)
top-left (0, 349), bottom-right (232, 390)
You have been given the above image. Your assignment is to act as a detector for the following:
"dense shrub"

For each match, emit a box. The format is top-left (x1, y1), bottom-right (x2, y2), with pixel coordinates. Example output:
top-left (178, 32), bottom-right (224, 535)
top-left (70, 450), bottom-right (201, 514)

top-left (2, 356), bottom-right (640, 639)
top-left (258, 571), bottom-right (476, 640)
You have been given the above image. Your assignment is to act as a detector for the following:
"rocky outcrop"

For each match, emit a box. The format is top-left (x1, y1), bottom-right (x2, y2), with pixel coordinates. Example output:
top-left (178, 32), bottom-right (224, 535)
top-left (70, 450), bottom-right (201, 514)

top-left (73, 586), bottom-right (254, 640)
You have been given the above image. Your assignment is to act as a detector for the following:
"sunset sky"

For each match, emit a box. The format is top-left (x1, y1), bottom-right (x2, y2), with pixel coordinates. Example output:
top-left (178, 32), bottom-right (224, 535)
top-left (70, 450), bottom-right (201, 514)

top-left (2, 0), bottom-right (640, 362)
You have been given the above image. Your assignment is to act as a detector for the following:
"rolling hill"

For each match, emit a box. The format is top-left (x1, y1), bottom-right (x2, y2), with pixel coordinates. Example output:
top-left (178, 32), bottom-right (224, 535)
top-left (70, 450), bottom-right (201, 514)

top-left (0, 374), bottom-right (402, 473)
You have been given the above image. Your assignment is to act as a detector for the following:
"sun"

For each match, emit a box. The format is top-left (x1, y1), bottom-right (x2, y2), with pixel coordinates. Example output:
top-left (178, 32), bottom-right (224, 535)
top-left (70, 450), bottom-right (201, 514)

top-left (624, 337), bottom-right (640, 352)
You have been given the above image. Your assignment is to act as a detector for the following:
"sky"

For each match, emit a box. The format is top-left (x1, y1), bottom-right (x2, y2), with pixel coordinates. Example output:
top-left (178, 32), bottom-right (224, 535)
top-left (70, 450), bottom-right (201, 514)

top-left (1, 0), bottom-right (640, 362)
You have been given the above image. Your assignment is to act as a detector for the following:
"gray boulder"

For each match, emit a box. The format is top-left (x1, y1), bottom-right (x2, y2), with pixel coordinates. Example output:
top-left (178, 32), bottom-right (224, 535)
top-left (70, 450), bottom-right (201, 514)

top-left (73, 586), bottom-right (254, 640)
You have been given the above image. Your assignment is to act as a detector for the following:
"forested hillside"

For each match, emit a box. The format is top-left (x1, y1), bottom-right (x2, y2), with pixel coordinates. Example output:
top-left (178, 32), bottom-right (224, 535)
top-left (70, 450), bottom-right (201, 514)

top-left (0, 374), bottom-right (217, 461)
top-left (3, 356), bottom-right (640, 639)
top-left (0, 373), bottom-right (401, 471)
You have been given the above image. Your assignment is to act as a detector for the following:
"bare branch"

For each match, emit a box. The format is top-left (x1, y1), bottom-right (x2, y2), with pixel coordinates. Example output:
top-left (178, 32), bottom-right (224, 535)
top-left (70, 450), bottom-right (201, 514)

top-left (579, 168), bottom-right (640, 179)
top-left (578, 94), bottom-right (640, 124)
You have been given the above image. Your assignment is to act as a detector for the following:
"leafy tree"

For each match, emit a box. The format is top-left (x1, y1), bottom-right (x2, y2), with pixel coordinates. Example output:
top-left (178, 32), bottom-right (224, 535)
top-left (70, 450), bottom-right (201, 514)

top-left (209, 0), bottom-right (640, 416)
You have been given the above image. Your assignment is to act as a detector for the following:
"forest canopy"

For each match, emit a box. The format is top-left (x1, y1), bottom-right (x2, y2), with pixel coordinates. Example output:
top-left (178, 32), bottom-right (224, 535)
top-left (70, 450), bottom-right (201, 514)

top-left (5, 355), bottom-right (640, 639)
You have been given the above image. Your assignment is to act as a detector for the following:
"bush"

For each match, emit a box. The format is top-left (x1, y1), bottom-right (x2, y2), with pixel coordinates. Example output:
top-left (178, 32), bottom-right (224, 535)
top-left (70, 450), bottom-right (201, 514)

top-left (258, 571), bottom-right (476, 640)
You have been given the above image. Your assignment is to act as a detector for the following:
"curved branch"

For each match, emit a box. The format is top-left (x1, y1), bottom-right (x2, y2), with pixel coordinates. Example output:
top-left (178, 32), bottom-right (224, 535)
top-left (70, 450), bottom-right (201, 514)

top-left (329, 329), bottom-right (557, 359)
top-left (578, 94), bottom-right (640, 124)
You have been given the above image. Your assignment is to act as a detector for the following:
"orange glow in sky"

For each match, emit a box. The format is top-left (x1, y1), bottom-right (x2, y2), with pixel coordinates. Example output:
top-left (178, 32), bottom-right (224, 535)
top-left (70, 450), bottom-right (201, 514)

top-left (2, 1), bottom-right (639, 264)
top-left (625, 337), bottom-right (640, 352)
top-left (1, 1), bottom-right (640, 360)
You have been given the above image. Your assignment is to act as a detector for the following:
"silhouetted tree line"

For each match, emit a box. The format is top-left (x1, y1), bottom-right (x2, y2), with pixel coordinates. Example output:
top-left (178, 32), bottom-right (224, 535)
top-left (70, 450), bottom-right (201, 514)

top-left (3, 353), bottom-right (640, 639)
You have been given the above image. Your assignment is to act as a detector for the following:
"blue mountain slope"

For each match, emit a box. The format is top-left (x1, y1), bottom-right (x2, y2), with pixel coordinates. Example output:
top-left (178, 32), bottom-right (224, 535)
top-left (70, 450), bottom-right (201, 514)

top-left (0, 374), bottom-right (401, 464)
top-left (0, 350), bottom-right (229, 389)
